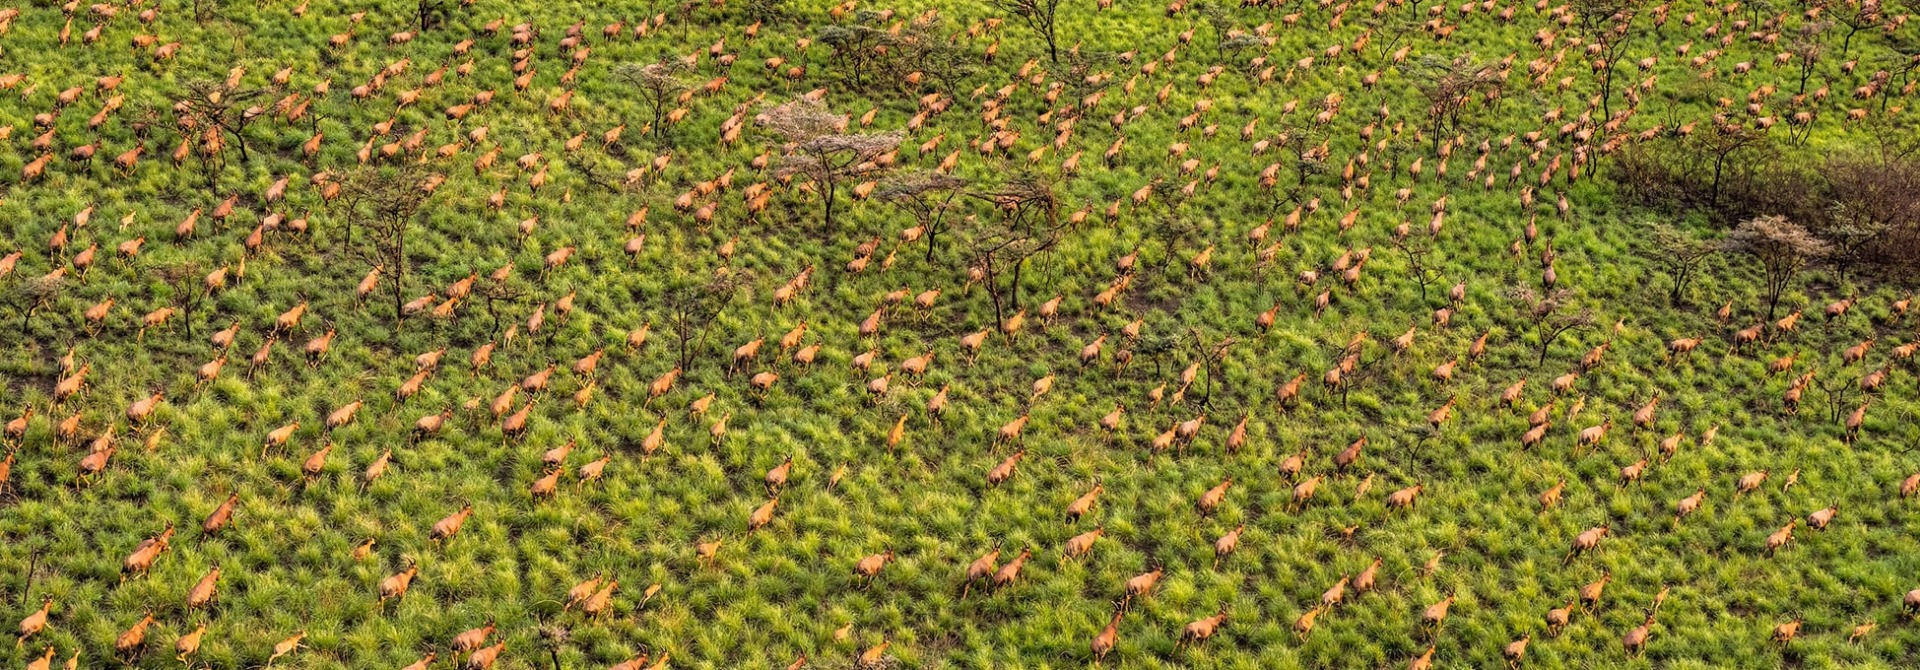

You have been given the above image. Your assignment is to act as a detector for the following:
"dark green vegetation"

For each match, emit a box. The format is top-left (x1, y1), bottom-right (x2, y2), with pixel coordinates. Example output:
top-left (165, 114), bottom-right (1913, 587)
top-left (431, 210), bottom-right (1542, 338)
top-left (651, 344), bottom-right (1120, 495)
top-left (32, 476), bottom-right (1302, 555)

top-left (3, 0), bottom-right (1920, 668)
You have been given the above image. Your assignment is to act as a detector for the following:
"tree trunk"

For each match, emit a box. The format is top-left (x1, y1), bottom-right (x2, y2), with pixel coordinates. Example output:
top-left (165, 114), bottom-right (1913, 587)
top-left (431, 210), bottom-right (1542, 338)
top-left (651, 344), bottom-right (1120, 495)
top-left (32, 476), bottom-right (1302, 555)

top-left (1709, 156), bottom-right (1726, 210)
top-left (391, 232), bottom-right (406, 343)
top-left (821, 177), bottom-right (838, 230)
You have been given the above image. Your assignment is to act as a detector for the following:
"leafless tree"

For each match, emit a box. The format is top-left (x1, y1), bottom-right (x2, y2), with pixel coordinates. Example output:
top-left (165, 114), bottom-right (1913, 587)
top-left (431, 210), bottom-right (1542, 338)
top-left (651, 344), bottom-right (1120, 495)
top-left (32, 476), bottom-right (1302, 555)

top-left (1693, 124), bottom-right (1766, 210)
top-left (1509, 286), bottom-right (1596, 367)
top-left (1832, 0), bottom-right (1882, 58)
top-left (173, 80), bottom-right (267, 189)
top-left (961, 176), bottom-right (1064, 323)
top-left (664, 269), bottom-right (751, 370)
top-left (416, 0), bottom-right (450, 31)
top-left (1185, 329), bottom-right (1238, 409)
top-left (1786, 29), bottom-right (1826, 96)
top-left (1729, 215), bottom-right (1831, 320)
top-left (758, 97), bottom-right (904, 231)
top-left (877, 172), bottom-right (969, 263)
top-left (613, 58), bottom-right (693, 143)
top-left (158, 263), bottom-right (206, 338)
top-left (339, 166), bottom-right (436, 340)
top-left (991, 0), bottom-right (1066, 62)
top-left (1394, 236), bottom-right (1444, 306)
top-left (1572, 0), bottom-right (1644, 120)
top-left (1644, 225), bottom-right (1722, 305)
top-left (1409, 54), bottom-right (1502, 153)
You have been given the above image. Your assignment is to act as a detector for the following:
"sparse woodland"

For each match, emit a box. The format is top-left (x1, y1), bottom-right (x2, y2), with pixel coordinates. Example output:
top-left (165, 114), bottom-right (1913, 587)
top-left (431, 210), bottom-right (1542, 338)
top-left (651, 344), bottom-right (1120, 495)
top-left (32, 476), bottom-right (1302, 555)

top-left (5, 0), bottom-right (1920, 668)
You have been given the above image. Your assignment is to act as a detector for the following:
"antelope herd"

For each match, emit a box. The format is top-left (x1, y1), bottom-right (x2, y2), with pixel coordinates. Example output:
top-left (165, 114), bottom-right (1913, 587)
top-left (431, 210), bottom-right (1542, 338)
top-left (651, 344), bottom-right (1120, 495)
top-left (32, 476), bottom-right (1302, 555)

top-left (1, 0), bottom-right (1918, 667)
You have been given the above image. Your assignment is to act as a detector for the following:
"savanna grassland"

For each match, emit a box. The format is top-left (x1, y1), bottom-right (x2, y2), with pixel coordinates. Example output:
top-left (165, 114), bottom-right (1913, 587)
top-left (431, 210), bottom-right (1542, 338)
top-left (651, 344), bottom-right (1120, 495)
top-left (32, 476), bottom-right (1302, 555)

top-left (3, 0), bottom-right (1920, 667)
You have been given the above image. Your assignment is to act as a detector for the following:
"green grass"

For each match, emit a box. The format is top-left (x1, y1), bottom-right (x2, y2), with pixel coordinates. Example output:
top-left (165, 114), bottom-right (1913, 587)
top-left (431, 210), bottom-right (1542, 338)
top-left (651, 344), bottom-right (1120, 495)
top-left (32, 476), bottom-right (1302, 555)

top-left (1, 0), bottom-right (1919, 668)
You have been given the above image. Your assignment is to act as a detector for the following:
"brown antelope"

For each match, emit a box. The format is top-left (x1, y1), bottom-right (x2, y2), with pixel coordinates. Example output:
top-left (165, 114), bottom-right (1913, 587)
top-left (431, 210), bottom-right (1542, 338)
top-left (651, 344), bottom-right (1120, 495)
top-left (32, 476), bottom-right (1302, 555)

top-left (1092, 610), bottom-right (1123, 663)
top-left (202, 493), bottom-right (239, 535)
top-left (1849, 621), bottom-right (1877, 644)
top-left (1576, 418), bottom-right (1612, 450)
top-left (379, 562), bottom-right (419, 603)
top-left (1197, 478), bottom-right (1231, 514)
top-left (1211, 525), bottom-right (1242, 566)
top-left (1566, 525), bottom-right (1610, 562)
top-left (114, 610), bottom-right (155, 658)
top-left (1546, 600), bottom-right (1576, 636)
top-left (121, 523), bottom-right (174, 580)
top-left (1579, 572), bottom-right (1612, 611)
top-left (1539, 478), bottom-right (1566, 510)
top-left (1386, 484), bottom-right (1424, 510)
top-left (1765, 520), bottom-right (1797, 555)
top-left (1354, 557), bottom-right (1383, 593)
top-left (854, 551), bottom-right (894, 587)
top-left (1177, 606), bottom-right (1229, 647)
top-left (960, 547), bottom-right (1000, 598)
top-left (1623, 613), bottom-right (1655, 656)
top-left (749, 496), bottom-right (779, 531)
top-left (467, 641), bottom-right (504, 669)
top-left (1123, 566), bottom-right (1164, 607)
top-left (1335, 435), bottom-right (1366, 472)
top-left (987, 450), bottom-right (1025, 487)
top-left (1408, 645), bottom-right (1436, 670)
top-left (1808, 505), bottom-right (1838, 530)
top-left (1067, 484), bottom-right (1103, 522)
top-left (1772, 617), bottom-right (1802, 645)
top-left (1504, 633), bottom-right (1530, 668)
top-left (992, 547), bottom-right (1032, 590)
top-left (17, 596), bottom-right (52, 643)
top-left (431, 504), bottom-right (474, 542)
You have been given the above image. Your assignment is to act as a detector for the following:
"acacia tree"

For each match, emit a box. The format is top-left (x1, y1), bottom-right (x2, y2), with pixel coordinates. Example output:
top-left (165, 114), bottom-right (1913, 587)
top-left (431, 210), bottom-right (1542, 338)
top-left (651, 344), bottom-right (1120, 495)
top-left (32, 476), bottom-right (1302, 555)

top-left (817, 22), bottom-right (892, 89)
top-left (1409, 54), bottom-right (1502, 153)
top-left (1786, 29), bottom-right (1826, 96)
top-left (340, 166), bottom-right (435, 340)
top-left (158, 263), bottom-right (206, 338)
top-left (960, 175), bottom-right (1063, 323)
top-left (1509, 286), bottom-right (1596, 367)
top-left (173, 80), bottom-right (266, 189)
top-left (1573, 0), bottom-right (1643, 120)
top-left (1833, 0), bottom-right (1881, 58)
top-left (613, 58), bottom-right (693, 143)
top-left (991, 0), bottom-right (1065, 63)
top-left (1393, 236), bottom-right (1444, 305)
top-left (758, 97), bottom-right (904, 231)
top-left (877, 172), bottom-right (969, 262)
top-left (663, 269), bottom-right (751, 369)
top-left (416, 0), bottom-right (450, 31)
top-left (1693, 124), bottom-right (1765, 210)
top-left (7, 273), bottom-right (63, 335)
top-left (1272, 119), bottom-right (1332, 196)
top-left (1644, 224), bottom-right (1721, 305)
top-left (882, 19), bottom-right (983, 95)
top-left (1729, 215), bottom-right (1830, 319)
